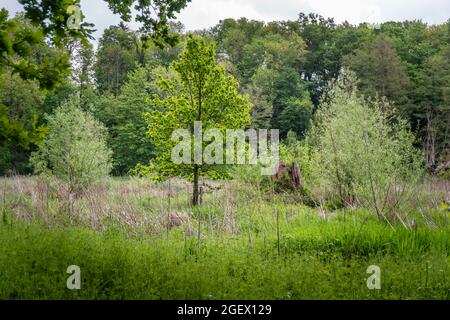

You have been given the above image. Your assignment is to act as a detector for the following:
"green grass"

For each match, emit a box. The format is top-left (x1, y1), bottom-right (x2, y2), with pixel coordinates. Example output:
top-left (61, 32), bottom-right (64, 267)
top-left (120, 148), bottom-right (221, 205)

top-left (0, 214), bottom-right (449, 299)
top-left (0, 176), bottom-right (449, 299)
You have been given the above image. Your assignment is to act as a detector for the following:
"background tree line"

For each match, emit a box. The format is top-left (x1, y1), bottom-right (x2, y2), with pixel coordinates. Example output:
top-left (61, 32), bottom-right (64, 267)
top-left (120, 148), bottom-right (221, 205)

top-left (1, 10), bottom-right (449, 177)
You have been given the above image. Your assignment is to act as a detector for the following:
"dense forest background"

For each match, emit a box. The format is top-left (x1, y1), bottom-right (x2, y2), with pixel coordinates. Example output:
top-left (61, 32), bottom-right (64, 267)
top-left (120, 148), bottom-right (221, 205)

top-left (1, 11), bottom-right (449, 177)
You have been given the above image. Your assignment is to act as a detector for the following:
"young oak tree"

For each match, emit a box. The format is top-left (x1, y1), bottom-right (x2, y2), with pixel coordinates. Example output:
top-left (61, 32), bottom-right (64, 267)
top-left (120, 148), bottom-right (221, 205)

top-left (144, 35), bottom-right (252, 206)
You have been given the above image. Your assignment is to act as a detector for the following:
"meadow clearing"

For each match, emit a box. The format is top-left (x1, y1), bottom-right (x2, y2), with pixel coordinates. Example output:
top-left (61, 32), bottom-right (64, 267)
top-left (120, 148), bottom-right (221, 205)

top-left (1, 174), bottom-right (449, 299)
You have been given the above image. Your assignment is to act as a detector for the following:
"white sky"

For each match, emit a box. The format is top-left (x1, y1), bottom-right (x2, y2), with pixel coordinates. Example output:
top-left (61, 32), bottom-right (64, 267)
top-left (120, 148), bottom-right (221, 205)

top-left (3, 0), bottom-right (449, 42)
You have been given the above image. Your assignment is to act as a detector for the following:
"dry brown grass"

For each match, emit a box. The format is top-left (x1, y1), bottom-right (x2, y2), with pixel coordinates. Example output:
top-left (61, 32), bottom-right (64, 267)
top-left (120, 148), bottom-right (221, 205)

top-left (1, 173), bottom-right (448, 238)
top-left (0, 175), bottom-right (241, 238)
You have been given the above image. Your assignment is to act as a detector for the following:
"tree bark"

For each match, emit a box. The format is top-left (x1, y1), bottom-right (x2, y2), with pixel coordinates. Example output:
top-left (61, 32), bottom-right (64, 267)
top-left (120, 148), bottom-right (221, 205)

top-left (426, 111), bottom-right (436, 173)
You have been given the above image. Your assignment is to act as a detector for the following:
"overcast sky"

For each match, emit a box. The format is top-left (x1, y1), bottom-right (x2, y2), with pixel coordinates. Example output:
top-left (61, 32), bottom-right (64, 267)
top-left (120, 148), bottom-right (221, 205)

top-left (3, 0), bottom-right (449, 43)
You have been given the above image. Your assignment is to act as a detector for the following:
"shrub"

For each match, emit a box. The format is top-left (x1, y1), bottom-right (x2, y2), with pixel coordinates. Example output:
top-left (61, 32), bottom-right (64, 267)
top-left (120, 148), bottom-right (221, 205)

top-left (306, 72), bottom-right (424, 225)
top-left (30, 98), bottom-right (112, 194)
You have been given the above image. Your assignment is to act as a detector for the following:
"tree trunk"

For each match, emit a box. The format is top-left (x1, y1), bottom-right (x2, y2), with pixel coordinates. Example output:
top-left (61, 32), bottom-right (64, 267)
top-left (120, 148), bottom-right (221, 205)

top-left (193, 164), bottom-right (199, 206)
top-left (425, 111), bottom-right (436, 173)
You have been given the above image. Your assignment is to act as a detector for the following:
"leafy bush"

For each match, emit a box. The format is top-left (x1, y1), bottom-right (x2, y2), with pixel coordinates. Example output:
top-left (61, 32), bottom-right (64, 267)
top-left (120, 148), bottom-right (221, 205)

top-left (30, 98), bottom-right (112, 193)
top-left (305, 72), bottom-right (424, 225)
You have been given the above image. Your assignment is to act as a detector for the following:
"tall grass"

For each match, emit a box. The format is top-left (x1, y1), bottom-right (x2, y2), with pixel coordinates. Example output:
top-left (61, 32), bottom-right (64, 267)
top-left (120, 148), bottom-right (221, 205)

top-left (0, 175), bottom-right (449, 299)
top-left (0, 220), bottom-right (448, 299)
